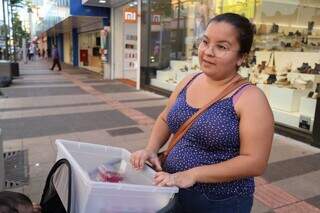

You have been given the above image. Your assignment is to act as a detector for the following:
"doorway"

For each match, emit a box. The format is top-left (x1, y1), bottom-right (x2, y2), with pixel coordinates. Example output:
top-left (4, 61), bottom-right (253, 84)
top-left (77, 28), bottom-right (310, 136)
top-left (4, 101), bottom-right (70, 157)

top-left (112, 1), bottom-right (138, 82)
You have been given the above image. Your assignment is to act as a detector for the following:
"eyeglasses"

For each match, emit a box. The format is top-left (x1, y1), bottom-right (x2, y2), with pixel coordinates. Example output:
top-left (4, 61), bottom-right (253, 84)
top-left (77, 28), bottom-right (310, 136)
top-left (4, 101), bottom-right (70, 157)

top-left (197, 37), bottom-right (239, 58)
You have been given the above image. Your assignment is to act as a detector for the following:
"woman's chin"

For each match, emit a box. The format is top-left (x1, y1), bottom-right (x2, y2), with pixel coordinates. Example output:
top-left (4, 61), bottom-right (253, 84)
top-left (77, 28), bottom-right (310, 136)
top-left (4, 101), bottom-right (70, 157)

top-left (201, 66), bottom-right (218, 76)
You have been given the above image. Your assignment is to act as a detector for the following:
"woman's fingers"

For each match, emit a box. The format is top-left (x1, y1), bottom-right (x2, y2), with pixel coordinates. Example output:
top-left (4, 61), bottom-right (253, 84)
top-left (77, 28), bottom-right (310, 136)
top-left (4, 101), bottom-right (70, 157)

top-left (149, 156), bottom-right (162, 171)
top-left (154, 172), bottom-right (175, 187)
top-left (132, 154), bottom-right (141, 169)
top-left (139, 155), bottom-right (146, 169)
top-left (130, 150), bottom-right (146, 170)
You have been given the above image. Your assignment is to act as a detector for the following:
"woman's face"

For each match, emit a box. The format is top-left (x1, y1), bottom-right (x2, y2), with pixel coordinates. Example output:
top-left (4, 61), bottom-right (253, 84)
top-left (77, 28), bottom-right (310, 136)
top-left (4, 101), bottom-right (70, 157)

top-left (198, 21), bottom-right (244, 80)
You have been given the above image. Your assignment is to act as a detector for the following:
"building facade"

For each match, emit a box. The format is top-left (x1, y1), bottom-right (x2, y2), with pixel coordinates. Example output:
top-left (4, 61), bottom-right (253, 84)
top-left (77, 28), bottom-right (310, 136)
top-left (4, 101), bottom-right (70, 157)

top-left (34, 0), bottom-right (110, 73)
top-left (34, 0), bottom-right (320, 147)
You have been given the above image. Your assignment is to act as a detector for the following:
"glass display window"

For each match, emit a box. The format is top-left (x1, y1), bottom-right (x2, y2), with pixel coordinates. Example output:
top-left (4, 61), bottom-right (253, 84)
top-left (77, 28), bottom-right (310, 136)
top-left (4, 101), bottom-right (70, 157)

top-left (141, 0), bottom-right (320, 146)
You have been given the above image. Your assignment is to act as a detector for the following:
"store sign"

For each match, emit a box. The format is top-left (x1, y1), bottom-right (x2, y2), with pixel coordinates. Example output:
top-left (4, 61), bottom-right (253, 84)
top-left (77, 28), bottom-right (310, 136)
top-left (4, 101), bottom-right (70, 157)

top-left (124, 8), bottom-right (137, 24)
top-left (152, 14), bottom-right (161, 25)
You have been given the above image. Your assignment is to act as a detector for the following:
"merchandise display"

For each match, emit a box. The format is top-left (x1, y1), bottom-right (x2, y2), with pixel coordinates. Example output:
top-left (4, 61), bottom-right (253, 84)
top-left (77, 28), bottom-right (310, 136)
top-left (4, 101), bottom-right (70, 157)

top-left (124, 33), bottom-right (138, 70)
top-left (145, 0), bottom-right (320, 134)
top-left (150, 56), bottom-right (201, 91)
top-left (248, 50), bottom-right (320, 131)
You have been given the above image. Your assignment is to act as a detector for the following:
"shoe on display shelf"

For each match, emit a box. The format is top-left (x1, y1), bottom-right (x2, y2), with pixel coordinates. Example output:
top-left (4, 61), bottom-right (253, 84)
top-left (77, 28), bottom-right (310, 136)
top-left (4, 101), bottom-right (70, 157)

top-left (276, 75), bottom-right (288, 82)
top-left (267, 74), bottom-right (277, 84)
top-left (295, 30), bottom-right (302, 36)
top-left (290, 76), bottom-right (312, 90)
top-left (275, 80), bottom-right (290, 87)
top-left (312, 63), bottom-right (320, 74)
top-left (288, 32), bottom-right (294, 37)
top-left (297, 63), bottom-right (312, 74)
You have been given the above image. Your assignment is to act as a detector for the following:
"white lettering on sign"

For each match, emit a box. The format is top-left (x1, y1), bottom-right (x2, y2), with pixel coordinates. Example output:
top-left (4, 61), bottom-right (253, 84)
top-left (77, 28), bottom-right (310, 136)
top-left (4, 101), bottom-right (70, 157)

top-left (152, 15), bottom-right (161, 24)
top-left (125, 11), bottom-right (136, 21)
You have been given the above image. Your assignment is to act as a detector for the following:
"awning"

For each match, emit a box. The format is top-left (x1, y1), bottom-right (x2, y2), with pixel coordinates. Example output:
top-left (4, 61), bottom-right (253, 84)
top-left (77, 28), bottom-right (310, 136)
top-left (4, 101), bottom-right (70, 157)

top-left (82, 0), bottom-right (132, 8)
top-left (46, 16), bottom-right (105, 36)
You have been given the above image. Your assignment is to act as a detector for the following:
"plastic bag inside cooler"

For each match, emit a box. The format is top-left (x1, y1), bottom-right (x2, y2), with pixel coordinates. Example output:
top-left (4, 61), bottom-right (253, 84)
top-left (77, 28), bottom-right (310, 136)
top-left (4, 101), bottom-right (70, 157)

top-left (88, 158), bottom-right (154, 185)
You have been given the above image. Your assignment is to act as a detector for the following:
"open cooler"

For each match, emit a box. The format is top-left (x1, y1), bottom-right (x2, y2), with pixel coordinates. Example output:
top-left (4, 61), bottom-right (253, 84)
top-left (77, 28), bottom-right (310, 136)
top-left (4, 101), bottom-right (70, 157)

top-left (55, 139), bottom-right (178, 213)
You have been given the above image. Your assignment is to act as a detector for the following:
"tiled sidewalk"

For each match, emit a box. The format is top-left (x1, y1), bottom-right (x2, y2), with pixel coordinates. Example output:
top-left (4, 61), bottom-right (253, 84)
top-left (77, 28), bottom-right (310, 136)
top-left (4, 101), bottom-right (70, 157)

top-left (1, 59), bottom-right (320, 212)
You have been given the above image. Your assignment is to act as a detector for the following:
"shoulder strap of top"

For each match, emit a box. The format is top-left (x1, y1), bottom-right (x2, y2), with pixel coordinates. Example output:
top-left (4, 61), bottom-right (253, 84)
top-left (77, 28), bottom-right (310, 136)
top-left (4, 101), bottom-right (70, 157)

top-left (231, 83), bottom-right (253, 105)
top-left (182, 72), bottom-right (202, 90)
top-left (231, 83), bottom-right (252, 97)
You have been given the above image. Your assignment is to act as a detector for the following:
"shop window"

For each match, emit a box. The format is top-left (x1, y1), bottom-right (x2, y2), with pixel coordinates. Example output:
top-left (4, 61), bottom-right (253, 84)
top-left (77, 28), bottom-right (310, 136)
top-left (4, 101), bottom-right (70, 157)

top-left (142, 0), bottom-right (320, 136)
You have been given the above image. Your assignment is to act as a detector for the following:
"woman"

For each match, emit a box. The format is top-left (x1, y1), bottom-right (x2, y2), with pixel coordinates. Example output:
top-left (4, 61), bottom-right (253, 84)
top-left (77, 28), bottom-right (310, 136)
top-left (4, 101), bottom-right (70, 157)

top-left (131, 13), bottom-right (274, 213)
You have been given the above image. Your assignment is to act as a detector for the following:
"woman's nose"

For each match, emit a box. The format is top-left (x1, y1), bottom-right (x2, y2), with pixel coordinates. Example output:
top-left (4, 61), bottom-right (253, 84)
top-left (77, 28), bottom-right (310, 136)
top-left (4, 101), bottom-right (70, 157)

top-left (204, 46), bottom-right (214, 57)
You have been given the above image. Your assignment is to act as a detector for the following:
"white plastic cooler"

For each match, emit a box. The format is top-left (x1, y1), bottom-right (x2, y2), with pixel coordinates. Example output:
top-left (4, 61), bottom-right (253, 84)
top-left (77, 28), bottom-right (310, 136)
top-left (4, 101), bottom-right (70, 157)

top-left (55, 139), bottom-right (178, 213)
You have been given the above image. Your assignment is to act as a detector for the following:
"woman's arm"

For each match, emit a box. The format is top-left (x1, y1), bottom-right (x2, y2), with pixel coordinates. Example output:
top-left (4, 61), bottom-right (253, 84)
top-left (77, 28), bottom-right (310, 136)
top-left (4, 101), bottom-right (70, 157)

top-left (155, 87), bottom-right (274, 187)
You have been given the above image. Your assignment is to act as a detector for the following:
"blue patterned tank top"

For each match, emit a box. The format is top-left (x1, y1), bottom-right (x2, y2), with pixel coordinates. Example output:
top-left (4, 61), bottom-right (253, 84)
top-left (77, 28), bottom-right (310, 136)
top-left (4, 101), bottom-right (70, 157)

top-left (164, 73), bottom-right (254, 197)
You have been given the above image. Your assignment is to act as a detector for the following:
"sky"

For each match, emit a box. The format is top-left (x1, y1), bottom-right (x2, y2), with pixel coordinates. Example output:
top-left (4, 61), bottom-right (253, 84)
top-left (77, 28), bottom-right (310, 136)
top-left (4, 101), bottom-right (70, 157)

top-left (1, 2), bottom-right (4, 21)
top-left (0, 1), bottom-right (29, 27)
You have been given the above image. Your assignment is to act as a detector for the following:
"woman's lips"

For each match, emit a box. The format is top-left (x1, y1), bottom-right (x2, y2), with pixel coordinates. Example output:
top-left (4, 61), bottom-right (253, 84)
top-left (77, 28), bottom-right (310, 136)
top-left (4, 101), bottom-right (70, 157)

top-left (202, 58), bottom-right (216, 66)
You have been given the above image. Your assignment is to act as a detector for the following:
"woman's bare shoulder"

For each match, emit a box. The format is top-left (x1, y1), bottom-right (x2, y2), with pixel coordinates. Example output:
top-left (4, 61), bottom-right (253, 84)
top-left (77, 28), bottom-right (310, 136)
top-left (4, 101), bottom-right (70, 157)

top-left (237, 85), bottom-right (271, 112)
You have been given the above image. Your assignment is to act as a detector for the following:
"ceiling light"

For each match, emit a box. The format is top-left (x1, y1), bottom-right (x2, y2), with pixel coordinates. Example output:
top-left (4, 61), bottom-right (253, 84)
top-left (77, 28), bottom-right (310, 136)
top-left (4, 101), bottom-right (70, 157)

top-left (99, 0), bottom-right (106, 3)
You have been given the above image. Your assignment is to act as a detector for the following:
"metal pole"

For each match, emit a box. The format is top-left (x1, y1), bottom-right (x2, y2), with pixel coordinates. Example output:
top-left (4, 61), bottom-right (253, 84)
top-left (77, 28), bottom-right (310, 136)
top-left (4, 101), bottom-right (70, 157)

top-left (22, 38), bottom-right (27, 63)
top-left (7, 0), bottom-right (11, 60)
top-left (312, 97), bottom-right (320, 148)
top-left (2, 0), bottom-right (9, 59)
top-left (10, 2), bottom-right (16, 62)
top-left (136, 0), bottom-right (141, 90)
top-left (175, 0), bottom-right (181, 59)
top-left (0, 129), bottom-right (5, 190)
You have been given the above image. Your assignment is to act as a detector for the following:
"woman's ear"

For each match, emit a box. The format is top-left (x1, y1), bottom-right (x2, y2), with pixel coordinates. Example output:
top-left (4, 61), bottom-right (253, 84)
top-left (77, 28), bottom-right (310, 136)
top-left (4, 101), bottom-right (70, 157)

top-left (237, 53), bottom-right (247, 67)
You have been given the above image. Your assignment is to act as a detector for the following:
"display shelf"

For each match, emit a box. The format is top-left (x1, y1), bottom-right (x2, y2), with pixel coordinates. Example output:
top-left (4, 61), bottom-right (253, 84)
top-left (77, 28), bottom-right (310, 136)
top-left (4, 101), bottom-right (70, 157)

top-left (150, 79), bottom-right (177, 91)
top-left (170, 60), bottom-right (187, 71)
top-left (156, 70), bottom-right (173, 81)
top-left (308, 35), bottom-right (320, 39)
top-left (268, 85), bottom-right (309, 112)
top-left (299, 97), bottom-right (317, 117)
top-left (287, 73), bottom-right (320, 91)
top-left (272, 108), bottom-right (314, 132)
top-left (255, 51), bottom-right (320, 73)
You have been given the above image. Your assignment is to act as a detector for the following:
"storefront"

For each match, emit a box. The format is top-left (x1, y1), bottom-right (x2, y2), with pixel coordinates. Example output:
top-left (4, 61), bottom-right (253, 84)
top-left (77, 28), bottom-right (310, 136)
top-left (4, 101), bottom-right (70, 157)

top-left (79, 30), bottom-right (103, 73)
top-left (139, 0), bottom-right (320, 147)
top-left (110, 1), bottom-right (140, 86)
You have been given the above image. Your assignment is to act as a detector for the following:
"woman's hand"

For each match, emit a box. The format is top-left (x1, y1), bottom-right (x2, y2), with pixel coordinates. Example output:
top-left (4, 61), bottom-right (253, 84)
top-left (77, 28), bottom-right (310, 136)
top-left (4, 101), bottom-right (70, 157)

top-left (130, 149), bottom-right (162, 171)
top-left (154, 170), bottom-right (196, 188)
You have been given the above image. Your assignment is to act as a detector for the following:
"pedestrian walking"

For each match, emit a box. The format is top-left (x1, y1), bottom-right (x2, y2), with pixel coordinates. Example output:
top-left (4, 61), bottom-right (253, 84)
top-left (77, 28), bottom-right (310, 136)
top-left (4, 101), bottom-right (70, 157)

top-left (29, 45), bottom-right (36, 61)
top-left (130, 13), bottom-right (274, 213)
top-left (50, 45), bottom-right (61, 71)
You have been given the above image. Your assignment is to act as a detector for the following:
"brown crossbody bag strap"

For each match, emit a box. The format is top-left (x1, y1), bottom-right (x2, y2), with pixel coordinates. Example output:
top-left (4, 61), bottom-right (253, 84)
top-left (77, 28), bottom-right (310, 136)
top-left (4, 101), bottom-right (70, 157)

top-left (159, 76), bottom-right (249, 164)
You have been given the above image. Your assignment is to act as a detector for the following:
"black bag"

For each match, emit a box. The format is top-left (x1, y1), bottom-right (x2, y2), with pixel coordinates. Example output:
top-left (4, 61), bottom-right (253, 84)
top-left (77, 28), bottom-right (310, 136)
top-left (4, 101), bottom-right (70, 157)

top-left (0, 76), bottom-right (11, 87)
top-left (40, 159), bottom-right (72, 213)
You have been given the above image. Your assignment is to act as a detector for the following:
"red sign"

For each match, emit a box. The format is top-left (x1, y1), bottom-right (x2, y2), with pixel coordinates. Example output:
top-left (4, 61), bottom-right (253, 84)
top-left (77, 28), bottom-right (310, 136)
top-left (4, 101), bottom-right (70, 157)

top-left (124, 8), bottom-right (137, 24)
top-left (80, 49), bottom-right (88, 65)
top-left (152, 14), bottom-right (161, 25)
